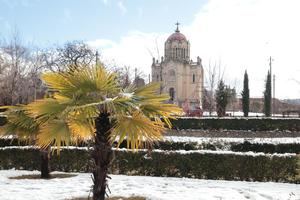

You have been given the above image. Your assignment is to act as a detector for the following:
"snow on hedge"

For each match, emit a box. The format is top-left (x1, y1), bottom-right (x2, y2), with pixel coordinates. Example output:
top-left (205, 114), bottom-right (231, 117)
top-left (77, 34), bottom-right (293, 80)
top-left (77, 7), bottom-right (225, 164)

top-left (180, 116), bottom-right (300, 120)
top-left (164, 136), bottom-right (300, 144)
top-left (0, 169), bottom-right (299, 200)
top-left (0, 146), bottom-right (296, 157)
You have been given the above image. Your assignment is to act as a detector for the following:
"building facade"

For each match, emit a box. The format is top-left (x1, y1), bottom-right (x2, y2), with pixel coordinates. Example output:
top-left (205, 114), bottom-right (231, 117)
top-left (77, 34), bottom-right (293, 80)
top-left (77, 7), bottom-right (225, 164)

top-left (151, 24), bottom-right (204, 113)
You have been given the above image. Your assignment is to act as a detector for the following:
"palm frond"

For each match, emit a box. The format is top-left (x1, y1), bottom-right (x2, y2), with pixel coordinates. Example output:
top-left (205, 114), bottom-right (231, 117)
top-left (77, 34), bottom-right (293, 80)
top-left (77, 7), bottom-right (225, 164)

top-left (37, 119), bottom-right (71, 152)
top-left (42, 64), bottom-right (120, 101)
top-left (67, 110), bottom-right (96, 139)
top-left (0, 106), bottom-right (39, 140)
top-left (111, 111), bottom-right (166, 149)
top-left (26, 98), bottom-right (69, 123)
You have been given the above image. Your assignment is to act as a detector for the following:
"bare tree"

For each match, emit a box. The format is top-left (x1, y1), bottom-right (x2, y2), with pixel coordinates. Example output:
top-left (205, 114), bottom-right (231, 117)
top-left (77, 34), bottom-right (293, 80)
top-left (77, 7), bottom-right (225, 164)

top-left (0, 31), bottom-right (29, 105)
top-left (0, 31), bottom-right (46, 105)
top-left (42, 41), bottom-right (96, 72)
top-left (203, 60), bottom-right (225, 116)
top-left (111, 65), bottom-right (146, 89)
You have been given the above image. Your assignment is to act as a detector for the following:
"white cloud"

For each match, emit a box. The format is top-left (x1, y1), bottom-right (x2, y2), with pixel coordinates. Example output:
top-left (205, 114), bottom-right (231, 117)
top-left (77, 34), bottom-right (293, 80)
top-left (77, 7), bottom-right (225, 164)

top-left (87, 39), bottom-right (116, 48)
top-left (117, 1), bottom-right (127, 15)
top-left (89, 0), bottom-right (300, 99)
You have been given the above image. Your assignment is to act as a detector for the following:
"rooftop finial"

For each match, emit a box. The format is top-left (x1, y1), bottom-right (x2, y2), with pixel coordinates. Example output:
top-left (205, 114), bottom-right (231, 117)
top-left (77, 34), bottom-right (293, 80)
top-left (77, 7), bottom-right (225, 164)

top-left (175, 21), bottom-right (180, 33)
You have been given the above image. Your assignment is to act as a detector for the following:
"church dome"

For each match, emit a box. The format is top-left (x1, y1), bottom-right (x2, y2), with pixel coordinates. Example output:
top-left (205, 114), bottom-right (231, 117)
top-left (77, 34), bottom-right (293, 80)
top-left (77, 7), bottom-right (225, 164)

top-left (164, 22), bottom-right (190, 61)
top-left (167, 32), bottom-right (187, 42)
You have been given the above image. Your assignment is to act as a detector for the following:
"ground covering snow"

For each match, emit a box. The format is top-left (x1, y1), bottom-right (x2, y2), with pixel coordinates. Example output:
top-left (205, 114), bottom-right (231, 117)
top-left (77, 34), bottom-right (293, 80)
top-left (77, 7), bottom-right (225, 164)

top-left (0, 170), bottom-right (299, 200)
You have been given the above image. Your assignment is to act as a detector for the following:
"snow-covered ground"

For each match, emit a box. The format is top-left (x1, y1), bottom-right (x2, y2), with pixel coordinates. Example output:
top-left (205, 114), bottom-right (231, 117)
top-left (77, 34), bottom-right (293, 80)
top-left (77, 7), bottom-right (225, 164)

top-left (0, 170), bottom-right (299, 200)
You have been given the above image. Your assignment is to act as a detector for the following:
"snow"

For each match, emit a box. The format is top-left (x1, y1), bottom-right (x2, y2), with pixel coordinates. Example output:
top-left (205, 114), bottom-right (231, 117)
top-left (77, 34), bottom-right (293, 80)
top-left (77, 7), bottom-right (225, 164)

top-left (203, 111), bottom-right (265, 117)
top-left (202, 111), bottom-right (299, 118)
top-left (181, 115), bottom-right (300, 120)
top-left (164, 136), bottom-right (300, 144)
top-left (0, 146), bottom-right (295, 157)
top-left (120, 92), bottom-right (134, 98)
top-left (104, 96), bottom-right (118, 102)
top-left (0, 169), bottom-right (299, 200)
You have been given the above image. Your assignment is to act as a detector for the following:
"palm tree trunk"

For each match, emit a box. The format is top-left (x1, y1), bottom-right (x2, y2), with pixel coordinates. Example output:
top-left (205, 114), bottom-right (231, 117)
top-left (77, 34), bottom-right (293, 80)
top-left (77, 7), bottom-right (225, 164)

top-left (40, 146), bottom-right (51, 179)
top-left (92, 112), bottom-right (113, 200)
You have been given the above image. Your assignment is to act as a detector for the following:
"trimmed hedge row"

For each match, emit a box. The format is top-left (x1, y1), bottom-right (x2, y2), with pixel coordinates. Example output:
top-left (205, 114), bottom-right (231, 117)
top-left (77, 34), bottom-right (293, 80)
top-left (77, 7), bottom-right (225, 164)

top-left (2, 138), bottom-right (300, 154)
top-left (1, 116), bottom-right (300, 131)
top-left (230, 142), bottom-right (300, 154)
top-left (152, 141), bottom-right (300, 154)
top-left (171, 118), bottom-right (300, 131)
top-left (0, 148), bottom-right (298, 183)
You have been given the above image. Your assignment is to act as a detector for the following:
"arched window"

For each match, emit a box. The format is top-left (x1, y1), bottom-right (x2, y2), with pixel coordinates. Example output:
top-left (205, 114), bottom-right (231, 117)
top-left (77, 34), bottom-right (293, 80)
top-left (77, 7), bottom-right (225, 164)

top-left (169, 69), bottom-right (175, 76)
top-left (169, 88), bottom-right (175, 101)
top-left (157, 74), bottom-right (159, 81)
top-left (192, 74), bottom-right (196, 83)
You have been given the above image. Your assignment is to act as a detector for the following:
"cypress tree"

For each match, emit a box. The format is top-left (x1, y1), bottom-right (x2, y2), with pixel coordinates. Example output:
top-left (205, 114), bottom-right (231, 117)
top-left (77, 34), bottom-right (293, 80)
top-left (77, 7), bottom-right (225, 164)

top-left (241, 70), bottom-right (250, 117)
top-left (216, 80), bottom-right (228, 117)
top-left (264, 70), bottom-right (272, 117)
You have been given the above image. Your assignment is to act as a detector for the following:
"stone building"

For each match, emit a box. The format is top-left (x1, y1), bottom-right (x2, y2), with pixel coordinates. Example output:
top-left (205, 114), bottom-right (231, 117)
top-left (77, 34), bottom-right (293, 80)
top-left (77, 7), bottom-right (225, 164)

top-left (151, 24), bottom-right (204, 113)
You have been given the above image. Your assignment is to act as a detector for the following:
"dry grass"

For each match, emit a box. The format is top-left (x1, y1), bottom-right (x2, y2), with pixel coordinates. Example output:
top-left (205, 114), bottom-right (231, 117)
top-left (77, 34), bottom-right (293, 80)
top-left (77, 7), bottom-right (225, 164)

top-left (70, 197), bottom-right (146, 200)
top-left (9, 173), bottom-right (77, 180)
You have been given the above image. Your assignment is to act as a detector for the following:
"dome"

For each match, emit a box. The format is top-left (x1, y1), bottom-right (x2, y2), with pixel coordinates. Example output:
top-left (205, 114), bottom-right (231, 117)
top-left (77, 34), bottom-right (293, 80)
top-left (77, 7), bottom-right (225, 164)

top-left (164, 23), bottom-right (190, 61)
top-left (167, 32), bottom-right (187, 42)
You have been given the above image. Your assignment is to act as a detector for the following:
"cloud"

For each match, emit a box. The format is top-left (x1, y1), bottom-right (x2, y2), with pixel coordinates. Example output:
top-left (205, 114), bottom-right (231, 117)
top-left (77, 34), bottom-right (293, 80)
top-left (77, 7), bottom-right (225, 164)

top-left (117, 1), bottom-right (127, 15)
top-left (87, 39), bottom-right (116, 49)
top-left (89, 0), bottom-right (300, 99)
top-left (89, 31), bottom-right (168, 76)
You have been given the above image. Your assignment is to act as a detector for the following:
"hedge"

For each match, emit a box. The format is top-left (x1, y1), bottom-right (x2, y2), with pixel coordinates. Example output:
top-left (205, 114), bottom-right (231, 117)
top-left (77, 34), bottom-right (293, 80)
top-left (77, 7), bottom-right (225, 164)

top-left (171, 118), bottom-right (300, 131)
top-left (1, 116), bottom-right (300, 131)
top-left (2, 138), bottom-right (300, 154)
top-left (0, 147), bottom-right (299, 183)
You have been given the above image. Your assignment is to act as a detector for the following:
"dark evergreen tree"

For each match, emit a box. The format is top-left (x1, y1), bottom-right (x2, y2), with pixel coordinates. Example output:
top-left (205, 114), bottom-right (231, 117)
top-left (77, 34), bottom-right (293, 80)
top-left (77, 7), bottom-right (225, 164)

top-left (241, 70), bottom-right (250, 117)
top-left (216, 80), bottom-right (229, 117)
top-left (264, 70), bottom-right (272, 117)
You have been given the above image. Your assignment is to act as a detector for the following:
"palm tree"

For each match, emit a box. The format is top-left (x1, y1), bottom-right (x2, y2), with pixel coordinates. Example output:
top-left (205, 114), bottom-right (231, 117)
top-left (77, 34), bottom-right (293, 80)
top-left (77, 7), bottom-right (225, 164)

top-left (0, 106), bottom-right (52, 178)
top-left (8, 64), bottom-right (182, 200)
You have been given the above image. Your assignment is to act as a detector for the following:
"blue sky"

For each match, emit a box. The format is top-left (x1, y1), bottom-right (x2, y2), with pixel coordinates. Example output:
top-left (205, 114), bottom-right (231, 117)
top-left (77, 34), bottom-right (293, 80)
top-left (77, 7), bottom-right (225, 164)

top-left (0, 0), bottom-right (300, 98)
top-left (0, 0), bottom-right (206, 45)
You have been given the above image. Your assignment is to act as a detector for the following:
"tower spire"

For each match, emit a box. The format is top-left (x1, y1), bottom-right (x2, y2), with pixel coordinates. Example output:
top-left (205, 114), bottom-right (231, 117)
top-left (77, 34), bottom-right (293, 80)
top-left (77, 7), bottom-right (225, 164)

top-left (175, 21), bottom-right (180, 32)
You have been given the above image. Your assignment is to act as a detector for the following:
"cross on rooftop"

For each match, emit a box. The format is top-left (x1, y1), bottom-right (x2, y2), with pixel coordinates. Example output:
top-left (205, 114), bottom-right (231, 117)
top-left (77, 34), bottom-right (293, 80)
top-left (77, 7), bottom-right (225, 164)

top-left (175, 21), bottom-right (180, 32)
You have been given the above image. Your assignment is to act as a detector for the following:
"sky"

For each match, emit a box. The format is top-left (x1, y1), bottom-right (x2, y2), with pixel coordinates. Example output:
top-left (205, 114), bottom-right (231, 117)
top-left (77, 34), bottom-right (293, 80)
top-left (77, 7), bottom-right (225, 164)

top-left (0, 0), bottom-right (300, 99)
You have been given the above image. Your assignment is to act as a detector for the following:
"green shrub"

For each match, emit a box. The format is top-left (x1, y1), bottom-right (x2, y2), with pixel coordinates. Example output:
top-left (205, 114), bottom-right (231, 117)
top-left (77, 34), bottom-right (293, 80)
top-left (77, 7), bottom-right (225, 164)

top-left (171, 118), bottom-right (300, 131)
top-left (231, 142), bottom-right (300, 153)
top-left (2, 116), bottom-right (300, 131)
top-left (0, 147), bottom-right (298, 183)
top-left (2, 138), bottom-right (300, 154)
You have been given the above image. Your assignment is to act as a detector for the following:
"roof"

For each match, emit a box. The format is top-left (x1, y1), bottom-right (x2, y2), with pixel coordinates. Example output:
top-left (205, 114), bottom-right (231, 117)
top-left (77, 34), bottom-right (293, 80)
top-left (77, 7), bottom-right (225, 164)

top-left (167, 31), bottom-right (187, 42)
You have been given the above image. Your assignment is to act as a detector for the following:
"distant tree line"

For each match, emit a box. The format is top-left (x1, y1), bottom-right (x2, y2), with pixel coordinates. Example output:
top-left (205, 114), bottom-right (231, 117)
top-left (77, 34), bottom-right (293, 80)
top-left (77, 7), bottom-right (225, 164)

top-left (203, 64), bottom-right (272, 117)
top-left (0, 31), bottom-right (141, 106)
